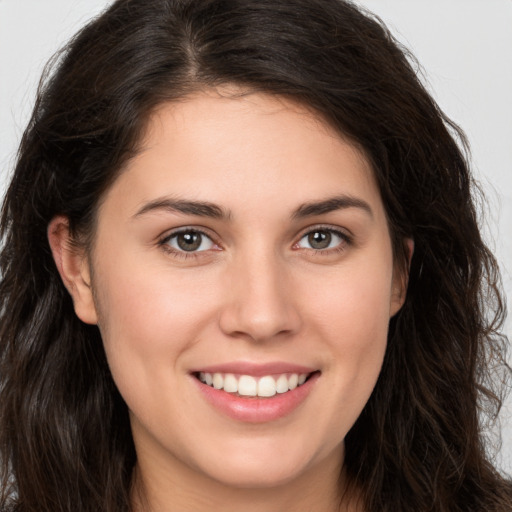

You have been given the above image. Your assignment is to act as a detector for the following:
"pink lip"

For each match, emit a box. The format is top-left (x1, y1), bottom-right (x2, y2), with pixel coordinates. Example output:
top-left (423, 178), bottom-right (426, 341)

top-left (191, 361), bottom-right (317, 377)
top-left (191, 369), bottom-right (320, 423)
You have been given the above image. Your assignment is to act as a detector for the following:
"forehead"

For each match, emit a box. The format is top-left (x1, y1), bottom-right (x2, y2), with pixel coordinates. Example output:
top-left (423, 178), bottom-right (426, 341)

top-left (100, 89), bottom-right (384, 224)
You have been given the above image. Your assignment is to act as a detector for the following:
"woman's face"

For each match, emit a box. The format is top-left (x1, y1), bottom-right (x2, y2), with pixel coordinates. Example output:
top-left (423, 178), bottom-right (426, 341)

top-left (70, 91), bottom-right (406, 490)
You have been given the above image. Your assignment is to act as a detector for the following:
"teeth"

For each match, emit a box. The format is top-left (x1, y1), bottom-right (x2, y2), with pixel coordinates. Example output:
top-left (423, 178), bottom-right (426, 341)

top-left (223, 374), bottom-right (238, 393)
top-left (199, 372), bottom-right (213, 386)
top-left (238, 375), bottom-right (257, 396)
top-left (257, 376), bottom-right (277, 397)
top-left (198, 372), bottom-right (310, 397)
top-left (276, 374), bottom-right (289, 394)
top-left (212, 373), bottom-right (224, 390)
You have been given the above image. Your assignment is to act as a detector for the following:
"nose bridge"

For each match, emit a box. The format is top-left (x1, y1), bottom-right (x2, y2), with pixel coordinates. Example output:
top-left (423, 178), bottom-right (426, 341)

top-left (219, 242), bottom-right (300, 342)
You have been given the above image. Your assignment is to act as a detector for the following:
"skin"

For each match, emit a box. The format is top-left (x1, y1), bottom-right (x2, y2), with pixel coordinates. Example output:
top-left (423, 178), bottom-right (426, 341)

top-left (49, 89), bottom-right (410, 512)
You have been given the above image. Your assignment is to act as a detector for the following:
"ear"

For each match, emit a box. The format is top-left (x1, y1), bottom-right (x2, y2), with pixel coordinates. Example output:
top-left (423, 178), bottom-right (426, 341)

top-left (47, 216), bottom-right (98, 325)
top-left (389, 238), bottom-right (414, 317)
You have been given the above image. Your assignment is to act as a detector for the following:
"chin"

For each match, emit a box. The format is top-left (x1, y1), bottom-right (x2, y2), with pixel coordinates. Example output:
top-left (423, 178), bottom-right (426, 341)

top-left (187, 434), bottom-right (334, 490)
top-left (204, 459), bottom-right (310, 490)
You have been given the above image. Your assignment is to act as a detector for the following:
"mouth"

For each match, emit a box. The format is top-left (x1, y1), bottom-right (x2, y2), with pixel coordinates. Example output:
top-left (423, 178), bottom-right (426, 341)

top-left (191, 366), bottom-right (321, 423)
top-left (193, 371), bottom-right (318, 398)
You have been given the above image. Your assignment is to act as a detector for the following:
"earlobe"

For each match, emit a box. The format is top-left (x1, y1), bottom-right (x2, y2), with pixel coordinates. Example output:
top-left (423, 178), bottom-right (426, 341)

top-left (47, 216), bottom-right (98, 325)
top-left (390, 238), bottom-right (414, 317)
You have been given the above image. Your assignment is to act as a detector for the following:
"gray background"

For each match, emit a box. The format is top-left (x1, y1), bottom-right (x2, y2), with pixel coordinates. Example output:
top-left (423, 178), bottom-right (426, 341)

top-left (1, 0), bottom-right (511, 475)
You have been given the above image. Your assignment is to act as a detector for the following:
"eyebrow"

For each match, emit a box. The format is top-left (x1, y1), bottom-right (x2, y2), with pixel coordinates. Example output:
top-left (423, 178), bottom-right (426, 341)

top-left (291, 195), bottom-right (373, 219)
top-left (134, 198), bottom-right (229, 219)
top-left (133, 194), bottom-right (373, 220)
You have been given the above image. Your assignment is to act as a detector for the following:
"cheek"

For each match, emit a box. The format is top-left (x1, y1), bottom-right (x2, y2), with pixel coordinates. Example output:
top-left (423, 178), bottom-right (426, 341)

top-left (303, 255), bottom-right (393, 344)
top-left (96, 251), bottom-right (214, 337)
top-left (299, 257), bottom-right (392, 413)
top-left (91, 256), bottom-right (219, 399)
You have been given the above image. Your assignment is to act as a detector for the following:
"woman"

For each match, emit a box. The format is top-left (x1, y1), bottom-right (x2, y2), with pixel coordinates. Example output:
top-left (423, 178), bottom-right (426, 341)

top-left (0, 0), bottom-right (510, 510)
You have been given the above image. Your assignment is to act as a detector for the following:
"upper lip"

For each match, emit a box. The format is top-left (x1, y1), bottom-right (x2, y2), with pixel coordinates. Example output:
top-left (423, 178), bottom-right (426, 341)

top-left (190, 361), bottom-right (318, 377)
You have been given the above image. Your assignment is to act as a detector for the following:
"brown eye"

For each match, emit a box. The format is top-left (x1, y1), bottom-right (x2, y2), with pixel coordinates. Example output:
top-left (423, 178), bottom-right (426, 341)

top-left (307, 231), bottom-right (332, 249)
top-left (297, 228), bottom-right (347, 251)
top-left (166, 230), bottom-right (215, 252)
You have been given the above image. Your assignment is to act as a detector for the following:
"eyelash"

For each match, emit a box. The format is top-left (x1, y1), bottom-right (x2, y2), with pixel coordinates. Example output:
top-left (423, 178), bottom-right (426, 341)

top-left (158, 225), bottom-right (352, 260)
top-left (158, 228), bottom-right (219, 260)
top-left (294, 226), bottom-right (352, 256)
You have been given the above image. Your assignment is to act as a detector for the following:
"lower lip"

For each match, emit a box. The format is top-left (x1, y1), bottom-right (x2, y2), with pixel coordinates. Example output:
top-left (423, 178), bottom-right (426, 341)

top-left (193, 373), bottom-right (320, 423)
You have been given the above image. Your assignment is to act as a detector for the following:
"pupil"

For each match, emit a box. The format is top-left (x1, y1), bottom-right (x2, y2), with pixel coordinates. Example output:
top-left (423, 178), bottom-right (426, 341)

top-left (308, 231), bottom-right (331, 249)
top-left (177, 232), bottom-right (201, 251)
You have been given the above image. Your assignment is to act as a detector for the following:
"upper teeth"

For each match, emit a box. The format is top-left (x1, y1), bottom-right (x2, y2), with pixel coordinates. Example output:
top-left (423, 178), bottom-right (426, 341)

top-left (198, 372), bottom-right (309, 397)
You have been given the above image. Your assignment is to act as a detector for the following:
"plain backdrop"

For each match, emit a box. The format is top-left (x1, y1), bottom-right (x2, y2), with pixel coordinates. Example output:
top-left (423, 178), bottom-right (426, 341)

top-left (0, 0), bottom-right (511, 475)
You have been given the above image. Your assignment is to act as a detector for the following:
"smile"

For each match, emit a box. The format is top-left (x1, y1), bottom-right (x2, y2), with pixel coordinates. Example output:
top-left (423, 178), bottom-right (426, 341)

top-left (197, 372), bottom-right (310, 397)
top-left (192, 367), bottom-right (321, 423)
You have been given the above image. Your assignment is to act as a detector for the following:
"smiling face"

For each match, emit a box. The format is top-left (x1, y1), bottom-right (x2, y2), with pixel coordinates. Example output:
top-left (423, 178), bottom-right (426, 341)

top-left (51, 89), bottom-right (407, 507)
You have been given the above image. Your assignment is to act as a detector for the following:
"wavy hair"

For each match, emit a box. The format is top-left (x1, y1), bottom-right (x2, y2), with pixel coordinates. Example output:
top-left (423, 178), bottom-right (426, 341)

top-left (0, 0), bottom-right (510, 510)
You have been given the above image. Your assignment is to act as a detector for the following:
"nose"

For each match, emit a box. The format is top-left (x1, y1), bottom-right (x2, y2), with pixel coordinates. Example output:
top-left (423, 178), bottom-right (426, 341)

top-left (218, 250), bottom-right (302, 343)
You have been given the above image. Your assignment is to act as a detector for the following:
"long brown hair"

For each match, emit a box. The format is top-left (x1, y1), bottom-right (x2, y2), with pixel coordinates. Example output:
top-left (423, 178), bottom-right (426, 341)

top-left (1, 0), bottom-right (510, 510)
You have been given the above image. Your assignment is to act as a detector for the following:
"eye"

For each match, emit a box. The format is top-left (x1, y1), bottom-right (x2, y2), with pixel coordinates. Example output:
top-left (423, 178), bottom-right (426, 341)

top-left (296, 228), bottom-right (348, 251)
top-left (164, 229), bottom-right (216, 253)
